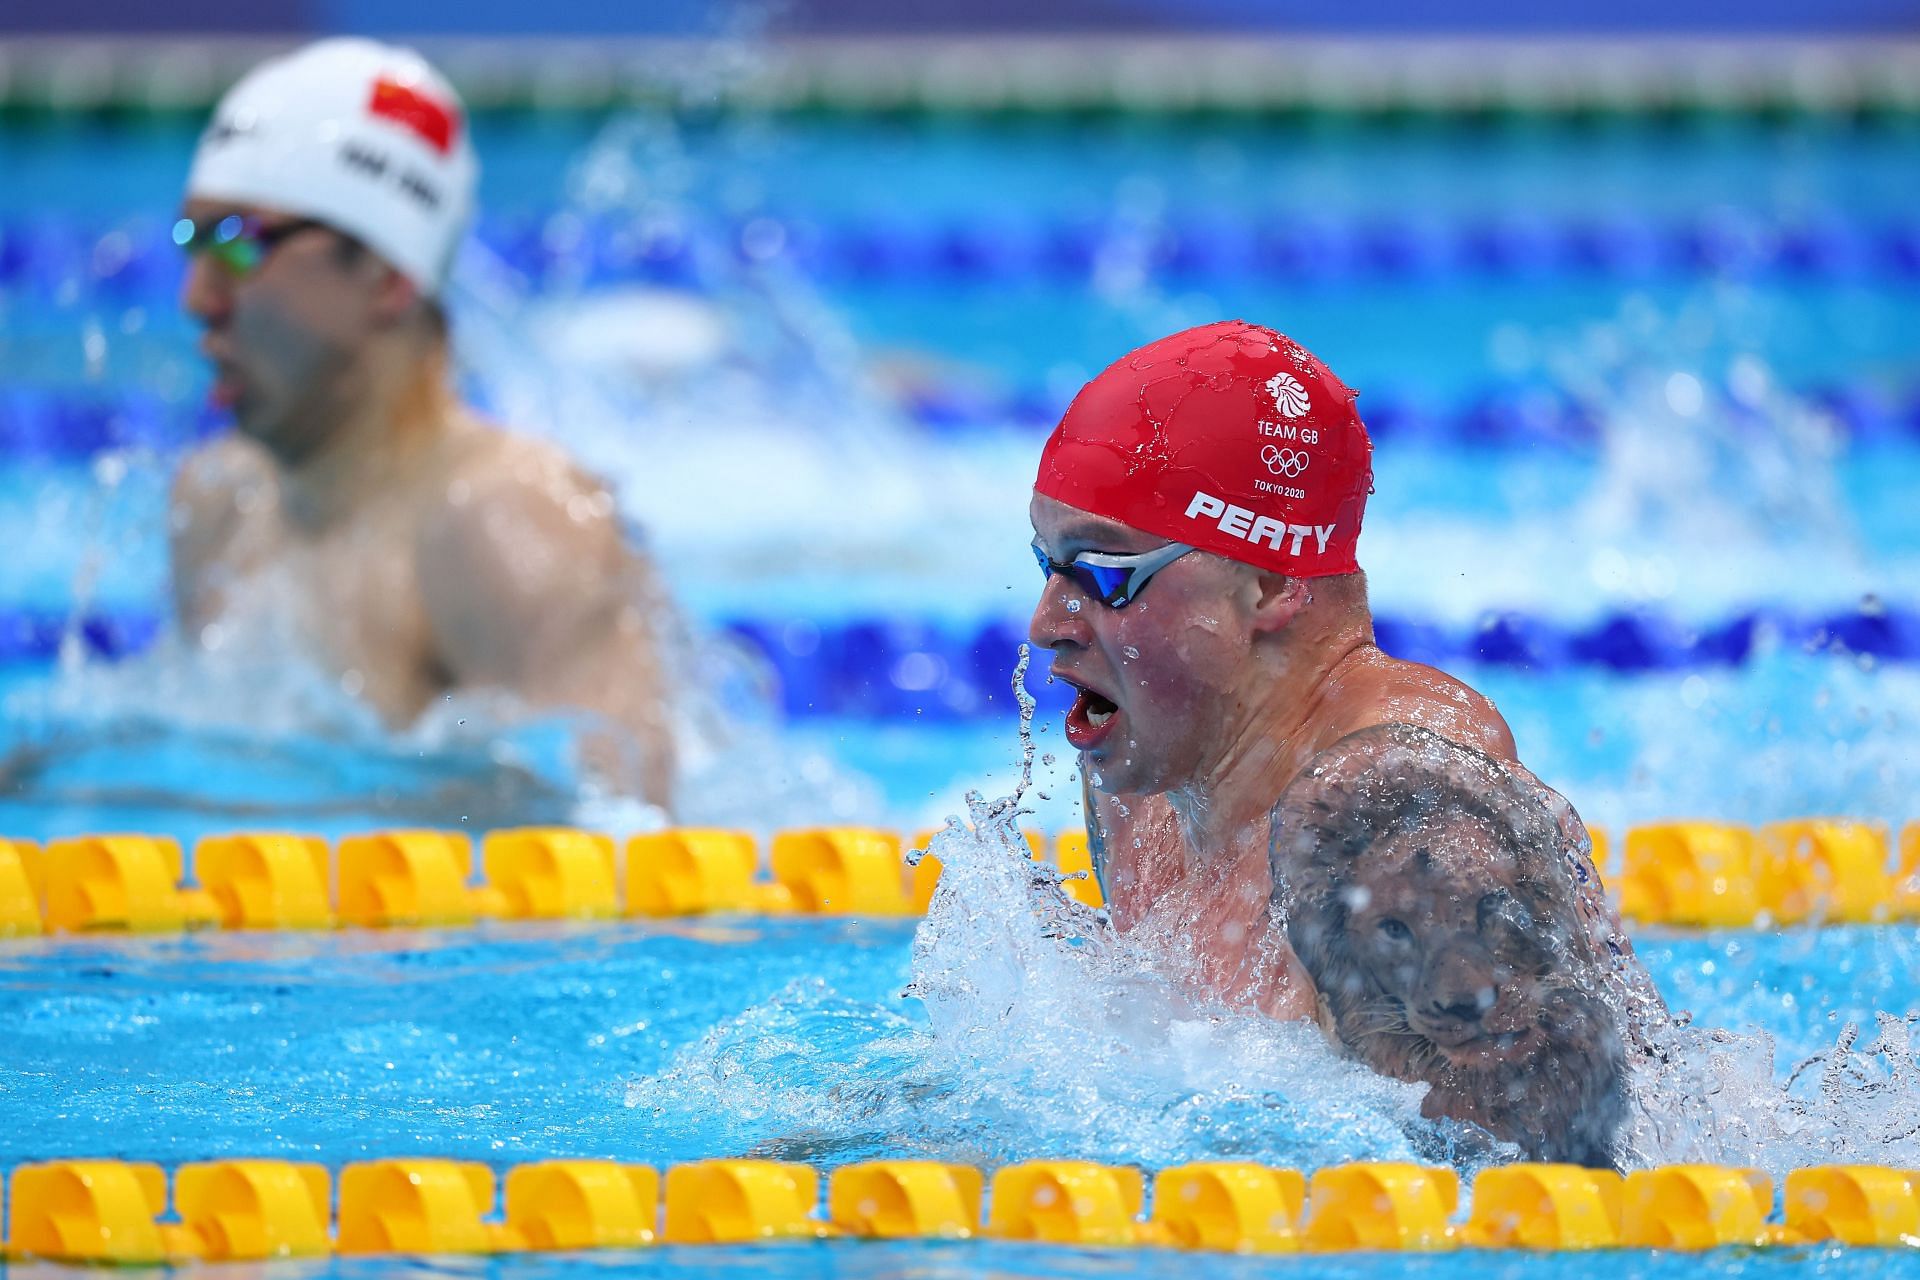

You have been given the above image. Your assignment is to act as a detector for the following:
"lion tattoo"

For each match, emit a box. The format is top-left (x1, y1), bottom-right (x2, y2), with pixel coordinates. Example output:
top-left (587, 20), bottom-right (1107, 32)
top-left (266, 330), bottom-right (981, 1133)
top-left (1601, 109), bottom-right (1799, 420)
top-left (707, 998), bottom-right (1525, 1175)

top-left (1270, 723), bottom-right (1627, 1167)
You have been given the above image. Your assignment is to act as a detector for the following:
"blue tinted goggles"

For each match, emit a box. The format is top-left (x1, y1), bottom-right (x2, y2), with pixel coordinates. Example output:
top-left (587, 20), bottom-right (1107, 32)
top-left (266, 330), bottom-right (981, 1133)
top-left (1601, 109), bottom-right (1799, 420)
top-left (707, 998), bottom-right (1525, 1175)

top-left (1032, 539), bottom-right (1195, 609)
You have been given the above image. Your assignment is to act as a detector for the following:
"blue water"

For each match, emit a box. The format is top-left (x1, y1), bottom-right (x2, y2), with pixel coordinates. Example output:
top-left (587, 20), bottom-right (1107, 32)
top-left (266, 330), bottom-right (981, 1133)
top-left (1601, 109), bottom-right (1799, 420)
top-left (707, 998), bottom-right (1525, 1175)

top-left (0, 921), bottom-right (1917, 1276)
top-left (8, 116), bottom-right (1920, 221)
top-left (3, 96), bottom-right (1920, 875)
top-left (5, 1242), bottom-right (1916, 1279)
top-left (4, 107), bottom-right (1919, 845)
top-left (4, 96), bottom-right (1920, 1278)
top-left (10, 117), bottom-right (1920, 401)
top-left (3, 923), bottom-right (1914, 1167)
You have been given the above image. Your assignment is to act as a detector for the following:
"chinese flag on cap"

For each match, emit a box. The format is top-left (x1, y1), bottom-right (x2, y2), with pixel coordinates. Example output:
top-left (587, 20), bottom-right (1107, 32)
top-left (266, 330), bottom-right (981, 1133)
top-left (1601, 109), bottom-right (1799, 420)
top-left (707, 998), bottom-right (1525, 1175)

top-left (368, 76), bottom-right (459, 155)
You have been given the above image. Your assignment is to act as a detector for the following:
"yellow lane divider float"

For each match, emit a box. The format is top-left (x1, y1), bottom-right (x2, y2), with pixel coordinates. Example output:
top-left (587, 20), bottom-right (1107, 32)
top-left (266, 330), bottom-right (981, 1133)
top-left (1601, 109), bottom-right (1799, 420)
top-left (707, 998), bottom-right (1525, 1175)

top-left (3, 818), bottom-right (1920, 936)
top-left (1617, 820), bottom-right (1909, 927)
top-left (0, 836), bottom-right (42, 937)
top-left (0, 824), bottom-right (1104, 935)
top-left (4, 1159), bottom-right (1918, 1262)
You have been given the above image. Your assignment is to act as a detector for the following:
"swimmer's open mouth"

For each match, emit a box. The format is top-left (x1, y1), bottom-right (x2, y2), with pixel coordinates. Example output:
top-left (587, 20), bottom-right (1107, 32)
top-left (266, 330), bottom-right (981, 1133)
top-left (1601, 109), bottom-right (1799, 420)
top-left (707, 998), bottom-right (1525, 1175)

top-left (1059, 676), bottom-right (1120, 750)
top-left (209, 372), bottom-right (242, 411)
top-left (201, 342), bottom-right (244, 411)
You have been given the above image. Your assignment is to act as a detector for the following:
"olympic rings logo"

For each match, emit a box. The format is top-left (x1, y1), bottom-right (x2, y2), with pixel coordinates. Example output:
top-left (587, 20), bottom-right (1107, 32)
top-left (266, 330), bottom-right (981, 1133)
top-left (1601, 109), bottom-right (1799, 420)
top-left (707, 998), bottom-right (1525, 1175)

top-left (1261, 446), bottom-right (1310, 478)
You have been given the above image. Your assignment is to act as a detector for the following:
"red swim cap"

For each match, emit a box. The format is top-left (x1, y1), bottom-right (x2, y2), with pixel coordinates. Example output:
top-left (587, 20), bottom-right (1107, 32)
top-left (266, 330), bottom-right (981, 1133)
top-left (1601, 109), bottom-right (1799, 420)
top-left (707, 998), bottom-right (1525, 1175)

top-left (1035, 320), bottom-right (1373, 577)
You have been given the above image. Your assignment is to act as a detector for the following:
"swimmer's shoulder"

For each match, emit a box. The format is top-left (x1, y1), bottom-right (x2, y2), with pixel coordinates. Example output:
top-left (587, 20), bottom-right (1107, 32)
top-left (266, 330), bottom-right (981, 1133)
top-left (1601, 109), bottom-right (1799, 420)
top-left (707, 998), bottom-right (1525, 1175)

top-left (1325, 644), bottom-right (1518, 763)
top-left (430, 416), bottom-right (618, 518)
top-left (414, 417), bottom-right (635, 597)
top-left (168, 435), bottom-right (280, 625)
top-left (169, 434), bottom-right (279, 554)
top-left (171, 433), bottom-right (275, 507)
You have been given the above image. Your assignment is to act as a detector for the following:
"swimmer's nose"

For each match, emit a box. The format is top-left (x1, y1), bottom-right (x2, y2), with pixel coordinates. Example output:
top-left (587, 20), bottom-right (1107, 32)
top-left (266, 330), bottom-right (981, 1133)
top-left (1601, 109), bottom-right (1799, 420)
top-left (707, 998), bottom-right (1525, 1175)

top-left (181, 252), bottom-right (233, 327)
top-left (1027, 570), bottom-right (1092, 652)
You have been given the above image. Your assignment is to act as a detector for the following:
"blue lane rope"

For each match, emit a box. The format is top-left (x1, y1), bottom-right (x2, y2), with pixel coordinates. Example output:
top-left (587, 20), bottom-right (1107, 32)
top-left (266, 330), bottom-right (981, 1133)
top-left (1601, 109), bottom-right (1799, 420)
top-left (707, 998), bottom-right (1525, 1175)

top-left (4, 606), bottom-right (1908, 717)
top-left (8, 208), bottom-right (1920, 452)
top-left (6, 209), bottom-right (1920, 302)
top-left (725, 609), bottom-right (1916, 718)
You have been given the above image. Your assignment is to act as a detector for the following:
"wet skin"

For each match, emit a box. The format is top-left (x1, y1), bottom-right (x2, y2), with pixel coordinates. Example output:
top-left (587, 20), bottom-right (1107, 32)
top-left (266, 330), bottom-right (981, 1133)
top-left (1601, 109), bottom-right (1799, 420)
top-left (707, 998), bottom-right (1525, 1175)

top-left (171, 199), bottom-right (674, 804)
top-left (1271, 724), bottom-right (1630, 1165)
top-left (1026, 492), bottom-right (1626, 1020)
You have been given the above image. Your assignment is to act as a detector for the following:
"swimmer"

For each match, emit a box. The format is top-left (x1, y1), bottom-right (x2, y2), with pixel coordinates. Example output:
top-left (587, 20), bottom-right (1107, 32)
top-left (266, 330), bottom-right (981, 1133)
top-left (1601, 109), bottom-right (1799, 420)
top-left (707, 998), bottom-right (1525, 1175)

top-left (1027, 320), bottom-right (1661, 1027)
top-left (1272, 723), bottom-right (1627, 1166)
top-left (169, 40), bottom-right (673, 805)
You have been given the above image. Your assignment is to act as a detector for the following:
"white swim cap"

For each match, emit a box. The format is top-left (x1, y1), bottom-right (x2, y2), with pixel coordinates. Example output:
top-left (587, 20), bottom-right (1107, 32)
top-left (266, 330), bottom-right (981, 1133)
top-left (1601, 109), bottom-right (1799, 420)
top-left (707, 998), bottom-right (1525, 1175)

top-left (186, 38), bottom-right (477, 296)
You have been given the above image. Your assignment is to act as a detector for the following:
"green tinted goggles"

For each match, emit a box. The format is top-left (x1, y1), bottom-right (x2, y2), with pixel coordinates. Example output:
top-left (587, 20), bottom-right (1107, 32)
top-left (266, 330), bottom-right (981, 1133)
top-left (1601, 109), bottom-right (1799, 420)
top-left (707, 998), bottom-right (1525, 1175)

top-left (172, 214), bottom-right (325, 275)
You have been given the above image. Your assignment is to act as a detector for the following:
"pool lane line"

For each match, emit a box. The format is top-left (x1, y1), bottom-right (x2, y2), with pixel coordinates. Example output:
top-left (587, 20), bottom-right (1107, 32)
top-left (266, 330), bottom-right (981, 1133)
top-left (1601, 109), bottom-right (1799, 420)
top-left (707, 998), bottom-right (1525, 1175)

top-left (2, 819), bottom-right (1917, 937)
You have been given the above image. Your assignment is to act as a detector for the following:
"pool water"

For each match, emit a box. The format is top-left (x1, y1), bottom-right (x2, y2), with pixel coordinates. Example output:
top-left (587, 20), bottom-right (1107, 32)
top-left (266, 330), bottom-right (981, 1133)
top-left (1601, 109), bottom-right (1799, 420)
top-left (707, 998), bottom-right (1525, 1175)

top-left (3, 82), bottom-right (1920, 1278)
top-left (4, 921), bottom-right (1915, 1168)
top-left (2, 1236), bottom-right (1913, 1279)
top-left (1, 914), bottom-right (1919, 1277)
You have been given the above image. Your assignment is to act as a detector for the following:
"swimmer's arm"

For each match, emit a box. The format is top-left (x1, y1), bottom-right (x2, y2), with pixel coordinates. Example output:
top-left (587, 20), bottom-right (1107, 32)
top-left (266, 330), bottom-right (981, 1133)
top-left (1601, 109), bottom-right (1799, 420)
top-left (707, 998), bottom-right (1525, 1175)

top-left (1506, 763), bottom-right (1612, 908)
top-left (416, 463), bottom-right (675, 808)
top-left (1360, 679), bottom-right (1643, 983)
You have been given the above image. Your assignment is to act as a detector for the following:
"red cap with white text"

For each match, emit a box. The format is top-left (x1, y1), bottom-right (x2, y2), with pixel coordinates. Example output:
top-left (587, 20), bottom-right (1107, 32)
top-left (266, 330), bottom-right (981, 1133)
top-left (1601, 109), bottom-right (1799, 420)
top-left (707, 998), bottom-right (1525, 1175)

top-left (1035, 320), bottom-right (1373, 576)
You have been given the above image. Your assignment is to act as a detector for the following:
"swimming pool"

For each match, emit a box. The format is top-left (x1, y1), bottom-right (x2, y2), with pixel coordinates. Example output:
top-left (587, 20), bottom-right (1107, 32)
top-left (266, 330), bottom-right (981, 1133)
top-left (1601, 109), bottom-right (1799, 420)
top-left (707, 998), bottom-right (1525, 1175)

top-left (3, 46), bottom-right (1920, 1274)
top-left (4, 846), bottom-right (1920, 1276)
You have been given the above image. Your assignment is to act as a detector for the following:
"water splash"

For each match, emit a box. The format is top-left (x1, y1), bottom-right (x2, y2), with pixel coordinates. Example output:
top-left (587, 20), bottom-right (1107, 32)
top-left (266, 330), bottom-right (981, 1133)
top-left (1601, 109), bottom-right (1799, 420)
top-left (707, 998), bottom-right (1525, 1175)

top-left (0, 628), bottom-right (582, 833)
top-left (1563, 295), bottom-right (1856, 573)
top-left (904, 814), bottom-right (1450, 1168)
top-left (1362, 291), bottom-right (1912, 626)
top-left (1489, 653), bottom-right (1920, 834)
top-left (1620, 1009), bottom-right (1920, 1181)
top-left (629, 647), bottom-right (1483, 1172)
top-left (614, 648), bottom-right (1920, 1179)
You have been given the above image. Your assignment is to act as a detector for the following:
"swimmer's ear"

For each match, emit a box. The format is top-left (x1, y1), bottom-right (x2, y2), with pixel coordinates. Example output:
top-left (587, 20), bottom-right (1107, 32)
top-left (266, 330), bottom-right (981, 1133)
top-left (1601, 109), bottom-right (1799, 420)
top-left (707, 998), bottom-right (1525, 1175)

top-left (367, 262), bottom-right (425, 327)
top-left (1247, 571), bottom-right (1312, 635)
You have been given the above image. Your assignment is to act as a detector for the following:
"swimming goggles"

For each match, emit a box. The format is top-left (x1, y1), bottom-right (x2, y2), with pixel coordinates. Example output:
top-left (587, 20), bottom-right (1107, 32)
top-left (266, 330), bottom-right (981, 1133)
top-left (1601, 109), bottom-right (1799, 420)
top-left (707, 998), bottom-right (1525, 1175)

top-left (1031, 539), bottom-right (1195, 609)
top-left (171, 214), bottom-right (329, 276)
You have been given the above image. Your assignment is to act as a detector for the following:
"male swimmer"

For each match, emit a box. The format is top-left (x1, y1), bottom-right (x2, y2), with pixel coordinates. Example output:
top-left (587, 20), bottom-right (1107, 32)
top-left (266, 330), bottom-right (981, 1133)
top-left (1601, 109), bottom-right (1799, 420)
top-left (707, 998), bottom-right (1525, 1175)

top-left (169, 40), bottom-right (673, 805)
top-left (1027, 321), bottom-right (1660, 1155)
